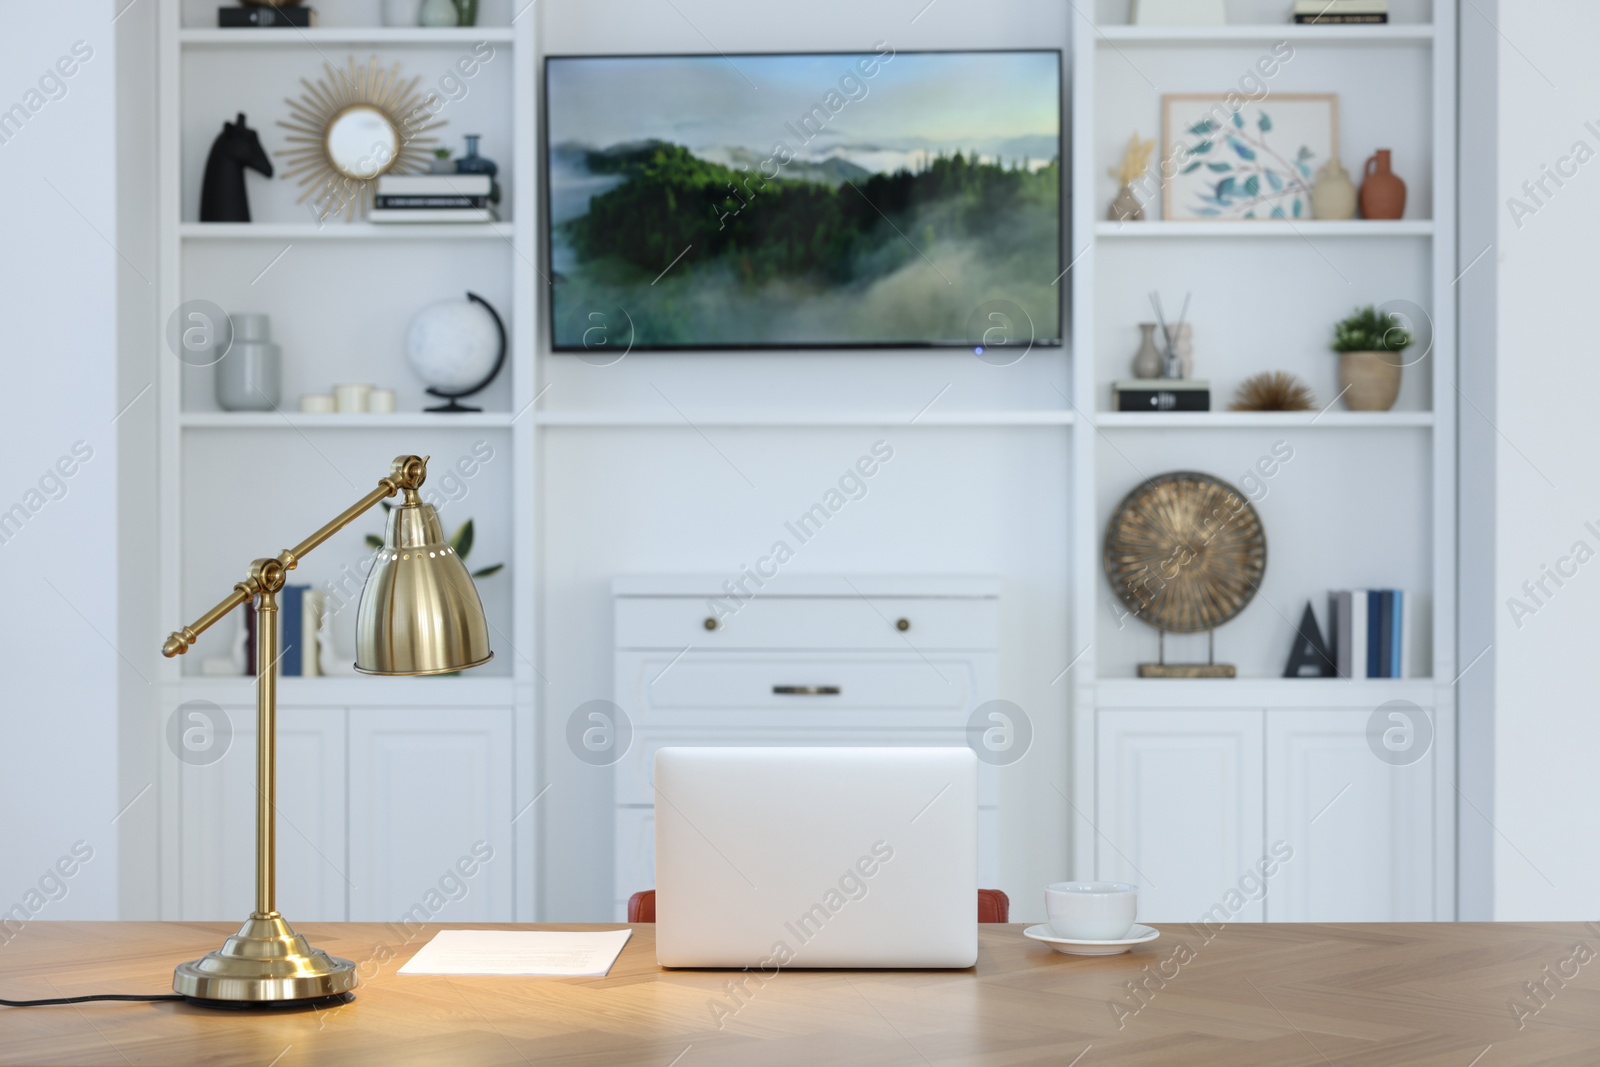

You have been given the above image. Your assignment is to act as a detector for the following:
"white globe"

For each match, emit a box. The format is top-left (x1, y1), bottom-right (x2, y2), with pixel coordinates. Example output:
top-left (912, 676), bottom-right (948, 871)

top-left (405, 298), bottom-right (501, 393)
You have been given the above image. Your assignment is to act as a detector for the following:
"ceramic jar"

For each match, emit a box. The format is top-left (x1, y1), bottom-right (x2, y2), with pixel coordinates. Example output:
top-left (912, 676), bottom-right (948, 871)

top-left (418, 0), bottom-right (459, 27)
top-left (1311, 159), bottom-right (1358, 220)
top-left (215, 313), bottom-right (280, 412)
top-left (1132, 323), bottom-right (1163, 379)
top-left (1338, 350), bottom-right (1402, 411)
top-left (1359, 149), bottom-right (1407, 220)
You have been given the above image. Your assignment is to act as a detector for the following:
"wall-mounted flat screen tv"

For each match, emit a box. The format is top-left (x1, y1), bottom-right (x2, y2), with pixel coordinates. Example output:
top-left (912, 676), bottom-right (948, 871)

top-left (544, 49), bottom-right (1062, 351)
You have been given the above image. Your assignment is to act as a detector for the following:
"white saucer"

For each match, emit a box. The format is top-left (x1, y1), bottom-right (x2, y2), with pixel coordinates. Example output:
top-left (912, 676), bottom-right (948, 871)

top-left (1022, 923), bottom-right (1160, 956)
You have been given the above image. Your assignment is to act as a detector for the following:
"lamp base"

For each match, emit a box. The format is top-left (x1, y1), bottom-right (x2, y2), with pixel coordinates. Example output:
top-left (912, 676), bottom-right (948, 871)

top-left (173, 914), bottom-right (358, 1006)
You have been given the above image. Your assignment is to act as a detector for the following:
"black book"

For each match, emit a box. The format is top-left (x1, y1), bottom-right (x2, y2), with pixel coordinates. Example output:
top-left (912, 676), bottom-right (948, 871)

top-left (1112, 380), bottom-right (1211, 412)
top-left (374, 195), bottom-right (490, 209)
top-left (218, 6), bottom-right (316, 27)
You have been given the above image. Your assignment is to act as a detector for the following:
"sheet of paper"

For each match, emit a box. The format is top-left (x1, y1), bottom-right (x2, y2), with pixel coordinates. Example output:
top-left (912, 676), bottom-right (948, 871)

top-left (398, 928), bottom-right (634, 977)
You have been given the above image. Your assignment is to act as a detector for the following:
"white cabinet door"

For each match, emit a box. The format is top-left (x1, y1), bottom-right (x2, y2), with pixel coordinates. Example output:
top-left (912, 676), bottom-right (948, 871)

top-left (1096, 710), bottom-right (1265, 923)
top-left (179, 705), bottom-right (347, 921)
top-left (347, 707), bottom-right (513, 923)
top-left (1265, 709), bottom-right (1434, 921)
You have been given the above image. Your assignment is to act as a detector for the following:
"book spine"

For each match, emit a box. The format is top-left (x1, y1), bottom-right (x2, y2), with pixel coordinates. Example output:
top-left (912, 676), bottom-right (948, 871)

top-left (1376, 590), bottom-right (1394, 678)
top-left (218, 6), bottom-right (316, 27)
top-left (1391, 589), bottom-right (1404, 679)
top-left (245, 602), bottom-right (257, 676)
top-left (1334, 591), bottom-right (1351, 679)
top-left (280, 585), bottom-right (304, 677)
top-left (301, 591), bottom-right (323, 678)
top-left (1293, 13), bottom-right (1389, 22)
top-left (1113, 388), bottom-right (1211, 412)
top-left (1364, 590), bottom-right (1380, 679)
top-left (374, 195), bottom-right (488, 209)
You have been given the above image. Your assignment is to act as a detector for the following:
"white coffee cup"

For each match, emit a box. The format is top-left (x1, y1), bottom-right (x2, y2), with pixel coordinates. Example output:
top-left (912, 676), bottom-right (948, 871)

top-left (1045, 882), bottom-right (1137, 940)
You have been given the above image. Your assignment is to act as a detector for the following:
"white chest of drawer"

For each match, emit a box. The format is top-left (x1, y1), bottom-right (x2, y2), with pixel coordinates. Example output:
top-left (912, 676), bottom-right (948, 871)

top-left (610, 576), bottom-right (1000, 917)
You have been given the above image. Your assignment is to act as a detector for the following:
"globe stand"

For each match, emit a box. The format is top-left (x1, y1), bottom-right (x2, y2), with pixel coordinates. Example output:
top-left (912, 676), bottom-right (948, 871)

top-left (1137, 629), bottom-right (1237, 678)
top-left (423, 395), bottom-right (484, 414)
top-left (417, 291), bottom-right (506, 415)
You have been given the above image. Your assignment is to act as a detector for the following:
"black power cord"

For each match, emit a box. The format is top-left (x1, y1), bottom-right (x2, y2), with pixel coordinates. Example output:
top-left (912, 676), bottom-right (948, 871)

top-left (0, 994), bottom-right (183, 1007)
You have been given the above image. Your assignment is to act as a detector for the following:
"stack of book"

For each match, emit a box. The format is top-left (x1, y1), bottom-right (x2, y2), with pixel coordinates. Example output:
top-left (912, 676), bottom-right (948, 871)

top-left (1111, 380), bottom-right (1211, 412)
top-left (218, 6), bottom-right (317, 27)
top-left (242, 585), bottom-right (328, 676)
top-left (370, 175), bottom-right (497, 224)
top-left (1329, 589), bottom-right (1409, 678)
top-left (1293, 0), bottom-right (1388, 24)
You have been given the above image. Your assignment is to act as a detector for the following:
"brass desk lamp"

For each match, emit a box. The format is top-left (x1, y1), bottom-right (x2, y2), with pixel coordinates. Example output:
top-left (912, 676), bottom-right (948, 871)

top-left (160, 455), bottom-right (492, 1007)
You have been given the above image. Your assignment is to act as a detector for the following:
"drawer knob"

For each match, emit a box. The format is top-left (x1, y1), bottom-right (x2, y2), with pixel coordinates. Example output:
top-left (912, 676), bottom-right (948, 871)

top-left (895, 618), bottom-right (911, 632)
top-left (703, 617), bottom-right (719, 631)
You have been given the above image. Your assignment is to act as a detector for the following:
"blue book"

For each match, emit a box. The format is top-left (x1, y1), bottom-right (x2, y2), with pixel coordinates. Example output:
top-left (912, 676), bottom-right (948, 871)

top-left (1377, 590), bottom-right (1395, 679)
top-left (280, 584), bottom-right (304, 676)
top-left (1366, 590), bottom-right (1382, 678)
top-left (1391, 590), bottom-right (1404, 679)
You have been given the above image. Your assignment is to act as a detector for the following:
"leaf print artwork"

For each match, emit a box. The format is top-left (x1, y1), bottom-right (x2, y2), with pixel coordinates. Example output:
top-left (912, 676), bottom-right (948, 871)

top-left (1160, 93), bottom-right (1337, 221)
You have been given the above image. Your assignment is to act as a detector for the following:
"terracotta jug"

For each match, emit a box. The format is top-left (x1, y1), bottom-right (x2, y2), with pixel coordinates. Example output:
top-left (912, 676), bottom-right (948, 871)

top-left (1360, 149), bottom-right (1406, 220)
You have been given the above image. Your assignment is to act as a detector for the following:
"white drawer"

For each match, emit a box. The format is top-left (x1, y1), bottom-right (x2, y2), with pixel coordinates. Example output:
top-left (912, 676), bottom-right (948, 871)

top-left (618, 652), bottom-right (980, 718)
top-left (615, 595), bottom-right (998, 651)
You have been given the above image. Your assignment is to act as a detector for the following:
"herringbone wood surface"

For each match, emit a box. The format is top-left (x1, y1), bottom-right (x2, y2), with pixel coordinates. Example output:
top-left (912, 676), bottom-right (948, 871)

top-left (1, 922), bottom-right (1596, 1065)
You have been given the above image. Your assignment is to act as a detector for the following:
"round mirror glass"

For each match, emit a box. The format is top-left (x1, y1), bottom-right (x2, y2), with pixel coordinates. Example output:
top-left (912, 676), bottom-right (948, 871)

top-left (325, 105), bottom-right (398, 180)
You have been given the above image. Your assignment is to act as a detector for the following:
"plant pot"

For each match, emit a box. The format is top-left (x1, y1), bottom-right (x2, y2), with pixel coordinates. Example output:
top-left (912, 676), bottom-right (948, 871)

top-left (1338, 350), bottom-right (1401, 411)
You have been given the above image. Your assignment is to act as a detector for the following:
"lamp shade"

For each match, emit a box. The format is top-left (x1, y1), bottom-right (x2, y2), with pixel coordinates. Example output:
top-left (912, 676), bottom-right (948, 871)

top-left (355, 498), bottom-right (493, 675)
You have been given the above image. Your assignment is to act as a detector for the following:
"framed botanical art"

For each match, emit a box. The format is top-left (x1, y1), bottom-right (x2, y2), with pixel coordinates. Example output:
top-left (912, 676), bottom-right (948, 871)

top-left (1161, 93), bottom-right (1338, 220)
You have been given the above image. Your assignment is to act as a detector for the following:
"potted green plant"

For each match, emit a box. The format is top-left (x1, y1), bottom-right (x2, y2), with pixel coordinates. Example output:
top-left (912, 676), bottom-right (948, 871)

top-left (1330, 305), bottom-right (1411, 411)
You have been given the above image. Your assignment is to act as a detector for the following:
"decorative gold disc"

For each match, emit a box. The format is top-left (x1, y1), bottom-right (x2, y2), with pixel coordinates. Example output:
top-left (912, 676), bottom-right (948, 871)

top-left (1103, 471), bottom-right (1266, 634)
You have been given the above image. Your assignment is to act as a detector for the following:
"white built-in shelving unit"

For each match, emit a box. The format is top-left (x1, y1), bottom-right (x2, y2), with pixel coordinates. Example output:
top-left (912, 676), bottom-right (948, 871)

top-left (156, 0), bottom-right (538, 922)
top-left (151, 0), bottom-right (1459, 924)
top-left (1071, 0), bottom-right (1456, 920)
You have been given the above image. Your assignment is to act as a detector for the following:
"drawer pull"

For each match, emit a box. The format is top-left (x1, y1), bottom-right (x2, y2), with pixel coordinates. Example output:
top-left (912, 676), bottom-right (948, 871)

top-left (703, 617), bottom-right (719, 631)
top-left (896, 618), bottom-right (911, 631)
top-left (773, 685), bottom-right (841, 696)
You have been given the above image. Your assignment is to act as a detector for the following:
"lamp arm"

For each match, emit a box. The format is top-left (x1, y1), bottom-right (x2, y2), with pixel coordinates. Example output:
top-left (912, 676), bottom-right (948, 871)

top-left (160, 455), bottom-right (429, 658)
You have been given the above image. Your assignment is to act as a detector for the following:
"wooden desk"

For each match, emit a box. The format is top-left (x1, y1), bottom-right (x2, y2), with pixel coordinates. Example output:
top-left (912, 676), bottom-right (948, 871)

top-left (3, 921), bottom-right (1597, 1065)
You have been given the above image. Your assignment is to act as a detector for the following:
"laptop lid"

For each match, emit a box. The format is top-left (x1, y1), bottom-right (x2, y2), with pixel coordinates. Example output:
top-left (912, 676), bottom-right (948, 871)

top-left (653, 746), bottom-right (978, 969)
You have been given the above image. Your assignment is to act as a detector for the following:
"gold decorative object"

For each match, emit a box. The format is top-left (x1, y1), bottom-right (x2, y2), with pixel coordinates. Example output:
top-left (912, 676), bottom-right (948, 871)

top-left (1103, 472), bottom-right (1266, 678)
top-left (1231, 371), bottom-right (1315, 411)
top-left (160, 455), bottom-right (492, 1006)
top-left (278, 57), bottom-right (442, 222)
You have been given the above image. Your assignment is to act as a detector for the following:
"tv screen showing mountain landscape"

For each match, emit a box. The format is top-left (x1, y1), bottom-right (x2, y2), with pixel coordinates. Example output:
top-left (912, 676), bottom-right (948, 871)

top-left (545, 50), bottom-right (1062, 351)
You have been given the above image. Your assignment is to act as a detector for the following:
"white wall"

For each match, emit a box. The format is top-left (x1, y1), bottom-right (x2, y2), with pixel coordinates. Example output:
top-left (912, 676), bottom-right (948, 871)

top-left (534, 0), bottom-right (1074, 921)
top-left (0, 2), bottom-right (124, 920)
top-left (1460, 0), bottom-right (1600, 919)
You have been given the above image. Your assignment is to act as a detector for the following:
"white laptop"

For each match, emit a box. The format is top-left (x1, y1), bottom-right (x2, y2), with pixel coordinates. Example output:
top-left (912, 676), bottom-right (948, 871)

top-left (653, 746), bottom-right (978, 969)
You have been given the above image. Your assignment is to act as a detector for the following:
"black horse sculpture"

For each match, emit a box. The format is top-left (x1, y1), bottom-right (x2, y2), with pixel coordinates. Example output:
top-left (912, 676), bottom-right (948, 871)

top-left (200, 113), bottom-right (273, 223)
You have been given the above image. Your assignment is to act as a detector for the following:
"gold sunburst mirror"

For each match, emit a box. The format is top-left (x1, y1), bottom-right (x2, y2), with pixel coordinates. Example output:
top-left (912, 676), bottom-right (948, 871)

top-left (1104, 471), bottom-right (1267, 678)
top-left (278, 56), bottom-right (442, 221)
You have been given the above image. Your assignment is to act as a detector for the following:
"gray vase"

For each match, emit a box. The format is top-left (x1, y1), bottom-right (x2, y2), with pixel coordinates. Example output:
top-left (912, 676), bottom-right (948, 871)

top-left (216, 314), bottom-right (280, 412)
top-left (1132, 323), bottom-right (1163, 379)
